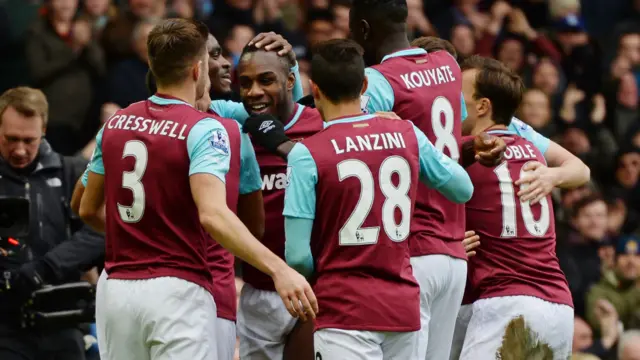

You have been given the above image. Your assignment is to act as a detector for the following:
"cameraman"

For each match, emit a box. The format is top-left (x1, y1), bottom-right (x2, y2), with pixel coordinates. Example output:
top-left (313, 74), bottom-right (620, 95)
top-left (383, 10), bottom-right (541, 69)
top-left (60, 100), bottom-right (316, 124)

top-left (0, 87), bottom-right (104, 360)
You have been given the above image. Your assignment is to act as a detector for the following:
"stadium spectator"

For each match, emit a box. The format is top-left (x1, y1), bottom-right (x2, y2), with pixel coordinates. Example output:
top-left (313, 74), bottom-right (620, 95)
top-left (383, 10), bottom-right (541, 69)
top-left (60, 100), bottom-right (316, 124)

top-left (586, 235), bottom-right (640, 331)
top-left (105, 18), bottom-right (156, 108)
top-left (25, 0), bottom-right (106, 156)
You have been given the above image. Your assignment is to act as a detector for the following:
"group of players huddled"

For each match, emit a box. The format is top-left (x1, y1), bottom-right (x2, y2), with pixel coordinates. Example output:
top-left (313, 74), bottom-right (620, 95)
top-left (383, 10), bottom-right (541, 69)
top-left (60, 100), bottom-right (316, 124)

top-left (69, 0), bottom-right (592, 359)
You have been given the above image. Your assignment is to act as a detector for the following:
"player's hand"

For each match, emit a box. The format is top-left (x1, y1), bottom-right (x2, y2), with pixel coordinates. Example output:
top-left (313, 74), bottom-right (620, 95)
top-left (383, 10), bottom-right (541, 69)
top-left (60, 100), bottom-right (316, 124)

top-left (514, 161), bottom-right (558, 204)
top-left (272, 266), bottom-right (318, 321)
top-left (249, 32), bottom-right (296, 65)
top-left (375, 111), bottom-right (401, 120)
top-left (243, 113), bottom-right (291, 154)
top-left (463, 230), bottom-right (480, 257)
top-left (474, 133), bottom-right (505, 167)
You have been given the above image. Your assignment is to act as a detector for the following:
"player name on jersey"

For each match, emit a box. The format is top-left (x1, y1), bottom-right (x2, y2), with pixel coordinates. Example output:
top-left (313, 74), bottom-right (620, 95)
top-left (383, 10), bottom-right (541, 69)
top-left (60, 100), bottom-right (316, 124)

top-left (400, 65), bottom-right (457, 90)
top-left (503, 143), bottom-right (537, 160)
top-left (331, 132), bottom-right (407, 154)
top-left (107, 114), bottom-right (188, 140)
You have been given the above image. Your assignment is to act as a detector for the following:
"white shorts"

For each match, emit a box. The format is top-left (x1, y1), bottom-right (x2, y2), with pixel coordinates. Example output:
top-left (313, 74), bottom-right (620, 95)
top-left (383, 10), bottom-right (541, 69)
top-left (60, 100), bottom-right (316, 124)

top-left (410, 254), bottom-right (467, 360)
top-left (460, 295), bottom-right (574, 360)
top-left (449, 304), bottom-right (472, 360)
top-left (315, 328), bottom-right (419, 360)
top-left (95, 270), bottom-right (217, 360)
top-left (237, 283), bottom-right (297, 360)
top-left (216, 318), bottom-right (237, 360)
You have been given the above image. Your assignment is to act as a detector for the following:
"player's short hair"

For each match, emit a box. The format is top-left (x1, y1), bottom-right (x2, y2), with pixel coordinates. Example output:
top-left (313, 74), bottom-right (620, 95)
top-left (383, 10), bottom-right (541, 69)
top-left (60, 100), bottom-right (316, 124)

top-left (410, 37), bottom-right (457, 59)
top-left (0, 87), bottom-right (48, 127)
top-left (461, 55), bottom-right (524, 127)
top-left (239, 44), bottom-right (294, 73)
top-left (147, 18), bottom-right (209, 88)
top-left (310, 39), bottom-right (365, 104)
top-left (351, 0), bottom-right (407, 32)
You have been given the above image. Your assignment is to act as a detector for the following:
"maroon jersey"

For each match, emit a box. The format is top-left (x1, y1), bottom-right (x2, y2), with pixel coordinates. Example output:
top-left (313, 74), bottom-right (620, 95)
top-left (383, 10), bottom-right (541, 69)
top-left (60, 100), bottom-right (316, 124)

top-left (242, 104), bottom-right (324, 291)
top-left (101, 95), bottom-right (223, 295)
top-left (302, 115), bottom-right (421, 332)
top-left (370, 49), bottom-right (465, 259)
top-left (463, 132), bottom-right (572, 307)
top-left (206, 112), bottom-right (241, 321)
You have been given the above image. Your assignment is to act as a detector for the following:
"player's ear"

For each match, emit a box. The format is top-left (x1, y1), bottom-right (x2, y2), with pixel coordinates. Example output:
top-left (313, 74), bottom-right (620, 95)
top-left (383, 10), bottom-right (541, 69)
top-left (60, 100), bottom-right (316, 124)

top-left (193, 60), bottom-right (202, 82)
top-left (477, 98), bottom-right (490, 118)
top-left (360, 75), bottom-right (368, 95)
top-left (310, 80), bottom-right (321, 101)
top-left (287, 71), bottom-right (296, 91)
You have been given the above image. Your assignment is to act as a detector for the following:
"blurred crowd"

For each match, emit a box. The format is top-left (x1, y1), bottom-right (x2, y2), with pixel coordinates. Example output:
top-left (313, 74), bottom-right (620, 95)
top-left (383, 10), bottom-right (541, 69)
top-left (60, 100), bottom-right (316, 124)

top-left (1, 0), bottom-right (640, 359)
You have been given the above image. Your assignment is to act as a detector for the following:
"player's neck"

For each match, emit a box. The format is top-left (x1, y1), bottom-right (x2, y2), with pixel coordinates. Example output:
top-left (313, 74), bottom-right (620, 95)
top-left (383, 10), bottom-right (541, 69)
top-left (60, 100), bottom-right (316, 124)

top-left (375, 33), bottom-right (411, 64)
top-left (155, 85), bottom-right (197, 108)
top-left (472, 118), bottom-right (506, 135)
top-left (281, 99), bottom-right (296, 125)
top-left (320, 100), bottom-right (363, 123)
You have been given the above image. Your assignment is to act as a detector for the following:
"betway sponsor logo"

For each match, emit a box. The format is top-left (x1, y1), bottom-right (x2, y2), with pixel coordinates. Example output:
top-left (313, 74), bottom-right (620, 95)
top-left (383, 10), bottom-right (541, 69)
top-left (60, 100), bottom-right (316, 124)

top-left (261, 172), bottom-right (288, 191)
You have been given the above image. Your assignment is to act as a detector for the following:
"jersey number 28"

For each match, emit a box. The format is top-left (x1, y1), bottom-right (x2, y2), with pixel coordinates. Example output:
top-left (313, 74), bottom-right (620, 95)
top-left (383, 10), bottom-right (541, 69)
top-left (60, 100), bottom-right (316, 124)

top-left (118, 140), bottom-right (148, 223)
top-left (337, 156), bottom-right (411, 246)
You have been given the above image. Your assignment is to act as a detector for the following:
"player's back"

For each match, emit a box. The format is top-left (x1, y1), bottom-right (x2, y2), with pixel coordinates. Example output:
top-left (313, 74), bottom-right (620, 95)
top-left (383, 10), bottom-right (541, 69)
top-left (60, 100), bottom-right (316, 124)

top-left (101, 95), bottom-right (217, 294)
top-left (464, 131), bottom-right (572, 307)
top-left (242, 104), bottom-right (324, 291)
top-left (302, 114), bottom-right (421, 332)
top-left (372, 49), bottom-right (465, 257)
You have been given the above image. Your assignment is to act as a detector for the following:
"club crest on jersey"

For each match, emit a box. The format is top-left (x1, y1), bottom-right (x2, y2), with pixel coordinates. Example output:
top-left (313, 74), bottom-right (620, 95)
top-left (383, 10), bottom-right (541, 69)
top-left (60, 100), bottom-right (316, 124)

top-left (209, 129), bottom-right (229, 155)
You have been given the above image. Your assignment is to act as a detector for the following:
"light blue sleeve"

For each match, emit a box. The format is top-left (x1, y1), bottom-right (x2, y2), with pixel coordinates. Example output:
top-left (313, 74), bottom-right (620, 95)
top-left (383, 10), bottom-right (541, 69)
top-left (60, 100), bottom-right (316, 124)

top-left (361, 67), bottom-right (394, 113)
top-left (187, 118), bottom-right (231, 182)
top-left (291, 61), bottom-right (304, 102)
top-left (508, 117), bottom-right (550, 154)
top-left (238, 123), bottom-right (262, 194)
top-left (284, 217), bottom-right (315, 278)
top-left (412, 124), bottom-right (473, 203)
top-left (80, 168), bottom-right (89, 187)
top-left (460, 93), bottom-right (468, 122)
top-left (87, 127), bottom-right (105, 176)
top-left (282, 143), bottom-right (317, 219)
top-left (209, 100), bottom-right (250, 125)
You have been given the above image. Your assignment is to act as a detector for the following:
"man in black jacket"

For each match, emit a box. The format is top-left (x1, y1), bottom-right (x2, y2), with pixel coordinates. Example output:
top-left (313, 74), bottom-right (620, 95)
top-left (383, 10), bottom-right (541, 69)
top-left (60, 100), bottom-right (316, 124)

top-left (0, 87), bottom-right (104, 360)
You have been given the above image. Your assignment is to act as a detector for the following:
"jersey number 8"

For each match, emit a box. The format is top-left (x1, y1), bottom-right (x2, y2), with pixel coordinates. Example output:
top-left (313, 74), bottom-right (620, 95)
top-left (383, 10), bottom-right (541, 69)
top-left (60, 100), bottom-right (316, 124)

top-left (431, 96), bottom-right (459, 161)
top-left (337, 156), bottom-right (412, 246)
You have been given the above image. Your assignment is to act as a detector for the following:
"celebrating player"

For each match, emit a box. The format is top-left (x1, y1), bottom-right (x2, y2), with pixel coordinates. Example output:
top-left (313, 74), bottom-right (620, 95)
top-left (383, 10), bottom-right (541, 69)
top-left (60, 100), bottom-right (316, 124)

top-left (78, 18), bottom-right (317, 360)
top-left (348, 1), bottom-right (485, 358)
top-left (457, 56), bottom-right (574, 360)
top-left (283, 38), bottom-right (473, 360)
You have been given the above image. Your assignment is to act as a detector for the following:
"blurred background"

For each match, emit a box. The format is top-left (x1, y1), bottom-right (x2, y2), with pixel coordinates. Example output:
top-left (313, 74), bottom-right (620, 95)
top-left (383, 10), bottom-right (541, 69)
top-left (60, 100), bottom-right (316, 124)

top-left (0, 0), bottom-right (639, 359)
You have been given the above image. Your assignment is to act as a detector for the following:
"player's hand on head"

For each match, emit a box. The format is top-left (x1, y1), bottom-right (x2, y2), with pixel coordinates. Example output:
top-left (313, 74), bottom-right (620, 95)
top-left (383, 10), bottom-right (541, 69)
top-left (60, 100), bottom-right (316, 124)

top-left (474, 133), bottom-right (505, 167)
top-left (463, 230), bottom-right (480, 257)
top-left (249, 32), bottom-right (296, 65)
top-left (514, 161), bottom-right (558, 204)
top-left (375, 111), bottom-right (401, 120)
top-left (273, 267), bottom-right (318, 321)
top-left (243, 113), bottom-right (291, 154)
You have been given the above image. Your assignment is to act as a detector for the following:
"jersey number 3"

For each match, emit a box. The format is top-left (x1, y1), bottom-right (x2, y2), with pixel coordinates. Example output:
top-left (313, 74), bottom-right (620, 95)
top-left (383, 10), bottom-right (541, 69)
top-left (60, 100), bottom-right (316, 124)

top-left (494, 161), bottom-right (550, 237)
top-left (118, 140), bottom-right (148, 223)
top-left (337, 156), bottom-right (411, 246)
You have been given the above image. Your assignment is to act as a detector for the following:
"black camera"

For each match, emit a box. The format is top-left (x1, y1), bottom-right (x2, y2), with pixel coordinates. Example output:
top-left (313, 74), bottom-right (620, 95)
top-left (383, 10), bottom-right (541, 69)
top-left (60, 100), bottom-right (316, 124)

top-left (0, 196), bottom-right (30, 239)
top-left (21, 282), bottom-right (96, 330)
